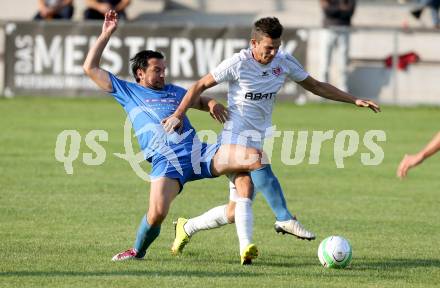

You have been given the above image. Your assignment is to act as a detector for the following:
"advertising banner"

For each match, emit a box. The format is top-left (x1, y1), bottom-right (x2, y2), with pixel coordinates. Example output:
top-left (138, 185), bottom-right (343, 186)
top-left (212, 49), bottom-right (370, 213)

top-left (4, 21), bottom-right (307, 98)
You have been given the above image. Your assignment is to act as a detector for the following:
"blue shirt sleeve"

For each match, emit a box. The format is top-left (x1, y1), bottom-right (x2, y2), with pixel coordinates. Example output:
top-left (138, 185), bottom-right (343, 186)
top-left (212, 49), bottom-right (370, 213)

top-left (170, 84), bottom-right (188, 103)
top-left (108, 72), bottom-right (132, 106)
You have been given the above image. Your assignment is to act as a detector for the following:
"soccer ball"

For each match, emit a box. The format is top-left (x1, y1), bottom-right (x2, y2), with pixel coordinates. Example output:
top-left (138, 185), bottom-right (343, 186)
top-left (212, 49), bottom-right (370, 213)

top-left (318, 236), bottom-right (352, 268)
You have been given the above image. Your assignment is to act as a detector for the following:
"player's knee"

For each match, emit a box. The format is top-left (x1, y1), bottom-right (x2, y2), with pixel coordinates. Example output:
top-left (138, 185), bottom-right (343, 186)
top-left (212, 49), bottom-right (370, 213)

top-left (247, 148), bottom-right (263, 171)
top-left (234, 173), bottom-right (254, 199)
top-left (226, 203), bottom-right (235, 223)
top-left (147, 209), bottom-right (168, 226)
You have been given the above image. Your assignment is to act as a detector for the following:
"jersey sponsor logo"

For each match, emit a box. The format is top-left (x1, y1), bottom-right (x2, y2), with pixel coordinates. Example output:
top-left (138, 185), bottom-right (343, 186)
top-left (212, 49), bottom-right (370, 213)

top-left (165, 91), bottom-right (177, 97)
top-left (244, 92), bottom-right (276, 100)
top-left (144, 98), bottom-right (178, 105)
top-left (272, 66), bottom-right (283, 76)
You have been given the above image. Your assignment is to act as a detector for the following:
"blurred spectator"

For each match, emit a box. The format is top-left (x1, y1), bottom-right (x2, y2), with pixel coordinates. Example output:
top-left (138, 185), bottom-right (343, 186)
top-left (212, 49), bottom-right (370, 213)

top-left (34, 0), bottom-right (74, 20)
top-left (84, 0), bottom-right (131, 20)
top-left (319, 0), bottom-right (356, 92)
top-left (410, 0), bottom-right (440, 28)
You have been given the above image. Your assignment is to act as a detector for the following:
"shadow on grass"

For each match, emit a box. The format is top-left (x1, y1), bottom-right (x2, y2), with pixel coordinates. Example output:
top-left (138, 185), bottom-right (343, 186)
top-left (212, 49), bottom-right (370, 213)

top-left (260, 254), bottom-right (317, 268)
top-left (354, 258), bottom-right (440, 270)
top-left (2, 258), bottom-right (438, 279)
top-left (0, 269), bottom-right (264, 278)
top-left (255, 254), bottom-right (440, 272)
top-left (260, 259), bottom-right (316, 269)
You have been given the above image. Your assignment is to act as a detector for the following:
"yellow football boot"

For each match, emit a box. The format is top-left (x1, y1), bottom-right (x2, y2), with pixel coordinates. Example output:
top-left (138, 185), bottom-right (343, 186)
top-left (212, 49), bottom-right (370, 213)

top-left (171, 218), bottom-right (191, 255)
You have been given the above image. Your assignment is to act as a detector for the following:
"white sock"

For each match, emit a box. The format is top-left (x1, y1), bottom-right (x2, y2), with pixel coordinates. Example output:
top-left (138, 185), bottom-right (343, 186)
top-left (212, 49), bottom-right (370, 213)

top-left (235, 197), bottom-right (253, 255)
top-left (183, 205), bottom-right (229, 236)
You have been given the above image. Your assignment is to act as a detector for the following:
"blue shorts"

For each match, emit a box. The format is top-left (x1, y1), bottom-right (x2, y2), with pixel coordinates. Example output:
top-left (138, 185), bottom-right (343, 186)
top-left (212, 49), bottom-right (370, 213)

top-left (150, 142), bottom-right (220, 191)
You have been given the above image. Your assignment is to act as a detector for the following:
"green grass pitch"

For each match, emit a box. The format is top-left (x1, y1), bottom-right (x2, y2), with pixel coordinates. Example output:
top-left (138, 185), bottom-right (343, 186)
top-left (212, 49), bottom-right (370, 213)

top-left (1, 97), bottom-right (439, 287)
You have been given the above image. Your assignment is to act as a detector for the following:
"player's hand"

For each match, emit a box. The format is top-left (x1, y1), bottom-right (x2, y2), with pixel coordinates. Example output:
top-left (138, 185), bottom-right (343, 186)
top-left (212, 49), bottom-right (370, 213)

top-left (102, 10), bottom-right (118, 35)
top-left (355, 99), bottom-right (381, 113)
top-left (209, 102), bottom-right (229, 124)
top-left (397, 153), bottom-right (424, 179)
top-left (161, 114), bottom-right (183, 133)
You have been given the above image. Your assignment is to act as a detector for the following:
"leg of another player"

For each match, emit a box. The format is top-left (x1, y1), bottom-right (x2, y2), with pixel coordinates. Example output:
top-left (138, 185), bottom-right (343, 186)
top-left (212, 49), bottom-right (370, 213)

top-left (113, 177), bottom-right (180, 261)
top-left (171, 202), bottom-right (231, 255)
top-left (209, 144), bottom-right (260, 264)
top-left (183, 204), bottom-right (231, 236)
top-left (251, 164), bottom-right (293, 221)
top-left (319, 29), bottom-right (335, 83)
top-left (233, 172), bottom-right (258, 264)
top-left (185, 144), bottom-right (262, 237)
top-left (138, 178), bottom-right (180, 256)
top-left (337, 30), bottom-right (350, 92)
top-left (180, 163), bottom-right (315, 244)
top-left (182, 183), bottom-right (237, 236)
top-left (252, 165), bottom-right (315, 240)
top-left (172, 145), bottom-right (261, 258)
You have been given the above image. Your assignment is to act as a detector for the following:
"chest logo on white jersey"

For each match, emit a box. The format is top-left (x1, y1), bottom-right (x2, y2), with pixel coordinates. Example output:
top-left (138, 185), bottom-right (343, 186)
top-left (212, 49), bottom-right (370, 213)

top-left (272, 66), bottom-right (283, 76)
top-left (244, 92), bottom-right (276, 100)
top-left (261, 71), bottom-right (269, 77)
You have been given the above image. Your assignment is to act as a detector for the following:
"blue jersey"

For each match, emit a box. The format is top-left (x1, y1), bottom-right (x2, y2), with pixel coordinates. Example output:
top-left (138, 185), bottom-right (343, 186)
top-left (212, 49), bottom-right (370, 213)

top-left (108, 73), bottom-right (197, 163)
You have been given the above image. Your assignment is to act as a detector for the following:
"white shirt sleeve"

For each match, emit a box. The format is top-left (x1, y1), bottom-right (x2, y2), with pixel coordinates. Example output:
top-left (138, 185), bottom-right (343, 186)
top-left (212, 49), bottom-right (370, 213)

top-left (284, 53), bottom-right (309, 82)
top-left (210, 54), bottom-right (240, 84)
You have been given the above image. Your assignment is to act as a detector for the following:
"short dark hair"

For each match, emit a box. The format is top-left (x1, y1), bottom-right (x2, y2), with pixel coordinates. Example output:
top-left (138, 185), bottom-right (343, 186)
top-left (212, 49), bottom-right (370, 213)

top-left (252, 17), bottom-right (283, 40)
top-left (130, 50), bottom-right (164, 82)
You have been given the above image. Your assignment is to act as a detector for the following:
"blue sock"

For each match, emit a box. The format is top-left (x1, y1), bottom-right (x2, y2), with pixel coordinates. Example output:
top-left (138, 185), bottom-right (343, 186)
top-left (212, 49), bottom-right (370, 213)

top-left (251, 165), bottom-right (293, 222)
top-left (133, 215), bottom-right (161, 258)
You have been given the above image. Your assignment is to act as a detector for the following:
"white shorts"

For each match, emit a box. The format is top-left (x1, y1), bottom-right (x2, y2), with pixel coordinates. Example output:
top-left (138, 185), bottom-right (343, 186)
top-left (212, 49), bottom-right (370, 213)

top-left (219, 129), bottom-right (264, 150)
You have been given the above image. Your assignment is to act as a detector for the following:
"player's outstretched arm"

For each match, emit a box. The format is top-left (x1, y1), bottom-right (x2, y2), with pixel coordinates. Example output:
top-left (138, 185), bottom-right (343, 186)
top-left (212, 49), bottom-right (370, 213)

top-left (162, 73), bottom-right (218, 132)
top-left (299, 76), bottom-right (381, 113)
top-left (83, 10), bottom-right (118, 92)
top-left (397, 131), bottom-right (440, 179)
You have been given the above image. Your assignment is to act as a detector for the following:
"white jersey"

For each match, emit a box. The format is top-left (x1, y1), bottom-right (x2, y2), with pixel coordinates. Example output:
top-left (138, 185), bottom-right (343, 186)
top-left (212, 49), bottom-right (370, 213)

top-left (211, 48), bottom-right (309, 142)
